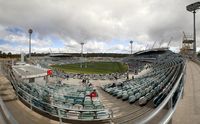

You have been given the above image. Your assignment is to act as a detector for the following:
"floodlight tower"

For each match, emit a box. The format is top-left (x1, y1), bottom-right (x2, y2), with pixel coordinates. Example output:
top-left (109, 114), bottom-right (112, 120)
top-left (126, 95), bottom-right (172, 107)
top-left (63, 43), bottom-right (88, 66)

top-left (28, 29), bottom-right (33, 58)
top-left (130, 41), bottom-right (133, 54)
top-left (80, 42), bottom-right (84, 68)
top-left (85, 52), bottom-right (88, 68)
top-left (186, 2), bottom-right (200, 55)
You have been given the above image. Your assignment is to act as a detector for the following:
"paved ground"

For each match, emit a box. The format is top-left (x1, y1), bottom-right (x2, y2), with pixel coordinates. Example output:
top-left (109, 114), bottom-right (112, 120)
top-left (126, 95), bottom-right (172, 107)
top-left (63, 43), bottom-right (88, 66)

top-left (5, 100), bottom-right (62, 124)
top-left (172, 61), bottom-right (200, 124)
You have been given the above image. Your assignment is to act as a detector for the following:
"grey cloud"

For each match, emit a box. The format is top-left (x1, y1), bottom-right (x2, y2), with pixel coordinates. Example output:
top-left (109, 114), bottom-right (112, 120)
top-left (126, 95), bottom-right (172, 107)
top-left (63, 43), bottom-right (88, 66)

top-left (0, 0), bottom-right (200, 51)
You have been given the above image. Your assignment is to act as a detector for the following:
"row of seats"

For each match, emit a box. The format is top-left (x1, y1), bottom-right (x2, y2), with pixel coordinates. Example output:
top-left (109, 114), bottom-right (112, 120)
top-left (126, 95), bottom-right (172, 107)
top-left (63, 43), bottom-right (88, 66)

top-left (16, 82), bottom-right (110, 120)
top-left (102, 51), bottom-right (184, 107)
top-left (17, 82), bottom-right (105, 108)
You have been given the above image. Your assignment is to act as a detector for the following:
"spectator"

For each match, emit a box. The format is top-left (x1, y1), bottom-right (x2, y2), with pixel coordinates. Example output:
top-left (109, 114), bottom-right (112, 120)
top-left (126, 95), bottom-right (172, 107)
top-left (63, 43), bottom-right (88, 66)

top-left (110, 83), bottom-right (116, 88)
top-left (90, 89), bottom-right (98, 99)
top-left (66, 75), bottom-right (69, 80)
top-left (89, 83), bottom-right (92, 87)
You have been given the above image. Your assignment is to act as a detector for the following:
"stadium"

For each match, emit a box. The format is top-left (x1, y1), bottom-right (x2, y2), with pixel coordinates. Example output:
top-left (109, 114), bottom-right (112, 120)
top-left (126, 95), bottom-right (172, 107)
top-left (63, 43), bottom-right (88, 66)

top-left (0, 1), bottom-right (200, 124)
top-left (1, 47), bottom-right (187, 124)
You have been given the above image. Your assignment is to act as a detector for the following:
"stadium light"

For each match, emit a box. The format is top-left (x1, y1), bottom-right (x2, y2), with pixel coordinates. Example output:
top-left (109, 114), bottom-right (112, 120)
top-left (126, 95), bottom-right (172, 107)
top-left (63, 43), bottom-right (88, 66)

top-left (80, 42), bottom-right (84, 68)
top-left (130, 41), bottom-right (133, 54)
top-left (186, 2), bottom-right (200, 54)
top-left (28, 29), bottom-right (33, 58)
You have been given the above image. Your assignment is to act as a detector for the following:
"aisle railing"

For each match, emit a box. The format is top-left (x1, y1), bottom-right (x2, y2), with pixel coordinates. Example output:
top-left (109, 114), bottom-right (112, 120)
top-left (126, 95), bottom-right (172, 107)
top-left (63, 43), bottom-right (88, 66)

top-left (2, 61), bottom-right (113, 123)
top-left (135, 62), bottom-right (185, 124)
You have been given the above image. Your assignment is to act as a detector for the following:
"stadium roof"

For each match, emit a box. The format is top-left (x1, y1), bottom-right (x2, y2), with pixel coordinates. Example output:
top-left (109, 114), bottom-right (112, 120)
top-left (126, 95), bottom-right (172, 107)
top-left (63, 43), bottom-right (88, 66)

top-left (49, 53), bottom-right (72, 57)
top-left (12, 64), bottom-right (48, 79)
top-left (134, 47), bottom-right (169, 55)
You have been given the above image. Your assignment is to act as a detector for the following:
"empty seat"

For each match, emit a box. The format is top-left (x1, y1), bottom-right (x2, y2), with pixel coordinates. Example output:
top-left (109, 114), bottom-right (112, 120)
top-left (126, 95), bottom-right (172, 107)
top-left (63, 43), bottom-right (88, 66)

top-left (139, 96), bottom-right (147, 106)
top-left (129, 95), bottom-right (136, 103)
top-left (122, 91), bottom-right (129, 100)
top-left (96, 110), bottom-right (110, 119)
top-left (117, 91), bottom-right (123, 98)
top-left (135, 92), bottom-right (141, 100)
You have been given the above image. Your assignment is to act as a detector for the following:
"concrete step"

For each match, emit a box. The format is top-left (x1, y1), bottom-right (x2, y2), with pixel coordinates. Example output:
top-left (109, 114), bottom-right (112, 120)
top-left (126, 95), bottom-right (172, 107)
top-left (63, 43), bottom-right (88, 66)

top-left (1, 94), bottom-right (17, 102)
top-left (0, 74), bottom-right (17, 102)
top-left (0, 85), bottom-right (13, 90)
top-left (0, 89), bottom-right (16, 95)
top-left (0, 79), bottom-right (10, 86)
top-left (97, 87), bottom-right (154, 123)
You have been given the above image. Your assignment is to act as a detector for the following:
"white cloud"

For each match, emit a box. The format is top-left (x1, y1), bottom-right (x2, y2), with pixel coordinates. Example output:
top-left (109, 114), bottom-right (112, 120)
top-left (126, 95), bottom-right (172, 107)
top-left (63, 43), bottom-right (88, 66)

top-left (4, 34), bottom-right (52, 47)
top-left (0, 44), bottom-right (24, 53)
top-left (0, 0), bottom-right (199, 53)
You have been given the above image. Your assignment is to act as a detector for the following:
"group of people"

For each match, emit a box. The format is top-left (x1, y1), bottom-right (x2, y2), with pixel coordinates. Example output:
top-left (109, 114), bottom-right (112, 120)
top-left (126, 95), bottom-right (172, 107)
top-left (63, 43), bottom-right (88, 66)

top-left (81, 79), bottom-right (98, 99)
top-left (82, 78), bottom-right (92, 86)
top-left (108, 82), bottom-right (126, 88)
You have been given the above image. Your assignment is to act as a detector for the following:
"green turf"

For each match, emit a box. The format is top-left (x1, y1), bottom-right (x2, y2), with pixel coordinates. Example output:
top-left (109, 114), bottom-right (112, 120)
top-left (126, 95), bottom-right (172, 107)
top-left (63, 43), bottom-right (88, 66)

top-left (51, 62), bottom-right (128, 74)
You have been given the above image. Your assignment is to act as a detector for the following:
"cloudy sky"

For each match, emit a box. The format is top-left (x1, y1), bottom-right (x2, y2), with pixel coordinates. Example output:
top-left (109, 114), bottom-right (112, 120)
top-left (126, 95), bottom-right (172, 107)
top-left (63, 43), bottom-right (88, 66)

top-left (0, 0), bottom-right (199, 54)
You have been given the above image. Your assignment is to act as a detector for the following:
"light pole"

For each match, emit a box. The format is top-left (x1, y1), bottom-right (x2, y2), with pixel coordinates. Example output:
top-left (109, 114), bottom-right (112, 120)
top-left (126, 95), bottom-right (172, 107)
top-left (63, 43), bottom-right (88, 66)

top-left (130, 41), bottom-right (133, 54)
top-left (28, 29), bottom-right (33, 58)
top-left (186, 2), bottom-right (200, 55)
top-left (80, 42), bottom-right (84, 68)
top-left (85, 52), bottom-right (88, 68)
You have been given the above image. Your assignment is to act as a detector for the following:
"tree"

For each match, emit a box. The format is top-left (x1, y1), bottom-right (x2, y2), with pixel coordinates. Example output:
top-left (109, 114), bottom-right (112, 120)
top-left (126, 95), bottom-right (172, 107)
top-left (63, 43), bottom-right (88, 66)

top-left (0, 51), bottom-right (2, 58)
top-left (8, 52), bottom-right (12, 58)
top-left (2, 52), bottom-right (6, 58)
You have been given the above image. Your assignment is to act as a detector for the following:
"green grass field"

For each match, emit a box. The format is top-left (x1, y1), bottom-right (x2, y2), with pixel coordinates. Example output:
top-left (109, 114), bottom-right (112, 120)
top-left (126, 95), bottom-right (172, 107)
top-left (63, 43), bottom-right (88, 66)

top-left (51, 62), bottom-right (128, 74)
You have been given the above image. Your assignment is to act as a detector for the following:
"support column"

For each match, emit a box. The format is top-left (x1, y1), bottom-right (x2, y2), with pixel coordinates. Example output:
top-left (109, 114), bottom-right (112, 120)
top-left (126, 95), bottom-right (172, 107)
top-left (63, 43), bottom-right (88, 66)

top-left (57, 109), bottom-right (62, 124)
top-left (193, 11), bottom-right (196, 55)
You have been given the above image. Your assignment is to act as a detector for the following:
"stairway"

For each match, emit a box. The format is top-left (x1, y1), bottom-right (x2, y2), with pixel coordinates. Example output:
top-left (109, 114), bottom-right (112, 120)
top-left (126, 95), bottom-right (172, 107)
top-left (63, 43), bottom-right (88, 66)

top-left (97, 86), bottom-right (153, 124)
top-left (0, 74), bottom-right (17, 102)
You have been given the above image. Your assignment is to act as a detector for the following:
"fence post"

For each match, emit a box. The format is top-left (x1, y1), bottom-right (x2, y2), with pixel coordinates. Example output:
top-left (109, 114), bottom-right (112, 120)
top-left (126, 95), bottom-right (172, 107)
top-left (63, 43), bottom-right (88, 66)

top-left (57, 108), bottom-right (62, 124)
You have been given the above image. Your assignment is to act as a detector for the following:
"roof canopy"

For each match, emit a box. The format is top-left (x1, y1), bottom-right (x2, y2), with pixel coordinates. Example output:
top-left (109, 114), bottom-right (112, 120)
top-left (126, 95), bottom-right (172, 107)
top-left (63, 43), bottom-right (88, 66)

top-left (12, 64), bottom-right (48, 79)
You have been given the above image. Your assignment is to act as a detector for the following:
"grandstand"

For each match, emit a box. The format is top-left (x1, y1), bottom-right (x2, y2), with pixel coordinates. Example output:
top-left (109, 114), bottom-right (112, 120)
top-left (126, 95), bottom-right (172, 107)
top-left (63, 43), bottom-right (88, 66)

top-left (101, 49), bottom-right (184, 123)
top-left (0, 48), bottom-right (187, 124)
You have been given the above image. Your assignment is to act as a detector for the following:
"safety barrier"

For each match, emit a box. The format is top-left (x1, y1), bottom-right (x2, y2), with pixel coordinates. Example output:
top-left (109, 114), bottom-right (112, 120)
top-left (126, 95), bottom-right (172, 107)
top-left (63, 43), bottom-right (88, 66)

top-left (0, 89), bottom-right (18, 124)
top-left (2, 62), bottom-right (113, 124)
top-left (136, 62), bottom-right (186, 124)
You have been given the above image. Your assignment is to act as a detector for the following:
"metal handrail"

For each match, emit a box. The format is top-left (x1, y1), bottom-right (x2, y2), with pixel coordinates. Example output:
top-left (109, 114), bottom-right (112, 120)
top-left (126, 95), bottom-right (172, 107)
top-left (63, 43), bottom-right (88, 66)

top-left (160, 60), bottom-right (187, 124)
top-left (1, 61), bottom-right (113, 122)
top-left (135, 63), bottom-right (185, 124)
top-left (159, 86), bottom-right (184, 124)
top-left (22, 90), bottom-right (112, 121)
top-left (17, 85), bottom-right (111, 112)
top-left (3, 63), bottom-right (91, 112)
top-left (4, 66), bottom-right (113, 121)
top-left (0, 97), bottom-right (18, 124)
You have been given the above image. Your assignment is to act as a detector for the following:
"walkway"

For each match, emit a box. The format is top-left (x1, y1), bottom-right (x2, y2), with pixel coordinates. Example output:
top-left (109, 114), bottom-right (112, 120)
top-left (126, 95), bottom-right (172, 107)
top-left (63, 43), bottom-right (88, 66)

top-left (172, 61), bottom-right (200, 124)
